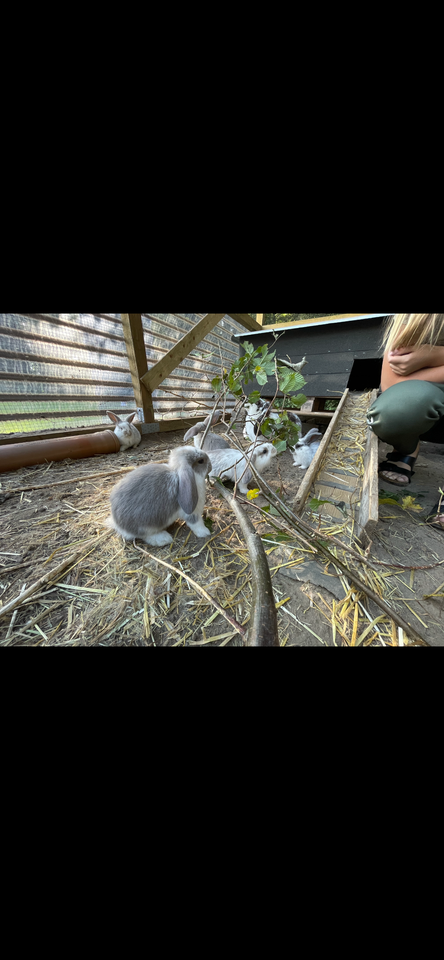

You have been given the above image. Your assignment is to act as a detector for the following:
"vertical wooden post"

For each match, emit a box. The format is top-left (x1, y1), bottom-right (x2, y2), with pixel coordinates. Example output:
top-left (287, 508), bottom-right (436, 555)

top-left (121, 313), bottom-right (155, 423)
top-left (256, 314), bottom-right (264, 325)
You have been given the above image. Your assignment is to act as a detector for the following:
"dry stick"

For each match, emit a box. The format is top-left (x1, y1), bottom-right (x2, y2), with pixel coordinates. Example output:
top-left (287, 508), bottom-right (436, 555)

top-left (0, 558), bottom-right (36, 573)
top-left (132, 544), bottom-right (246, 638)
top-left (212, 481), bottom-right (279, 646)
top-left (0, 539), bottom-right (108, 622)
top-left (253, 472), bottom-right (429, 645)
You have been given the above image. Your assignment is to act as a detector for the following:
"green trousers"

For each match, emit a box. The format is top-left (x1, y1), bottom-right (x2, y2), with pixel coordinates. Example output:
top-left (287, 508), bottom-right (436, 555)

top-left (367, 380), bottom-right (444, 455)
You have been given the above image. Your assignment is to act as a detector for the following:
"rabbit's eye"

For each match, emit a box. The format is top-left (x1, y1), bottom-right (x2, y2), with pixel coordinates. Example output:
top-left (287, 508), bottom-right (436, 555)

top-left (197, 458), bottom-right (205, 463)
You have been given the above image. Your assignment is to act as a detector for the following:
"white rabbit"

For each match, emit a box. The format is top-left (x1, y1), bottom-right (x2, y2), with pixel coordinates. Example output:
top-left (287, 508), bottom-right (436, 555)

top-left (243, 399), bottom-right (302, 443)
top-left (183, 409), bottom-right (231, 451)
top-left (243, 398), bottom-right (269, 442)
top-left (209, 443), bottom-right (277, 495)
top-left (106, 411), bottom-right (141, 451)
top-left (106, 446), bottom-right (212, 546)
top-left (291, 429), bottom-right (323, 470)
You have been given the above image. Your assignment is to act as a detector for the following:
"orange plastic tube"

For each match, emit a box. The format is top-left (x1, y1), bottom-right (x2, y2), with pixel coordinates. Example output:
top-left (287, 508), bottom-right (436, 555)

top-left (0, 430), bottom-right (121, 473)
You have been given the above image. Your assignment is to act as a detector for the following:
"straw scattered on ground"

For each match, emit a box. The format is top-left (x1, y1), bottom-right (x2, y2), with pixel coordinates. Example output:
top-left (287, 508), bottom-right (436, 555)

top-left (1, 415), bottom-right (443, 646)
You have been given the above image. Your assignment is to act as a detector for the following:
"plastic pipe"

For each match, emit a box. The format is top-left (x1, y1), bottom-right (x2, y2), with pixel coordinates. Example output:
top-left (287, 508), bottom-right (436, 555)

top-left (0, 430), bottom-right (121, 474)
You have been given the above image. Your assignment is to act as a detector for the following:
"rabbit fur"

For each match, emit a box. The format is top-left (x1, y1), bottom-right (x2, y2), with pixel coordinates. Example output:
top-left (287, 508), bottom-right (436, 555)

top-left (243, 399), bottom-right (302, 443)
top-left (209, 442), bottom-right (277, 495)
top-left (291, 428), bottom-right (323, 470)
top-left (106, 411), bottom-right (141, 451)
top-left (183, 409), bottom-right (231, 451)
top-left (106, 446), bottom-right (212, 546)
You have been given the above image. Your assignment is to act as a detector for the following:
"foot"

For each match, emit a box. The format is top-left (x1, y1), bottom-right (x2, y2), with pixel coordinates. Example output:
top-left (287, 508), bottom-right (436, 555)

top-left (428, 513), bottom-right (444, 528)
top-left (144, 530), bottom-right (173, 546)
top-left (426, 498), bottom-right (444, 530)
top-left (379, 445), bottom-right (419, 486)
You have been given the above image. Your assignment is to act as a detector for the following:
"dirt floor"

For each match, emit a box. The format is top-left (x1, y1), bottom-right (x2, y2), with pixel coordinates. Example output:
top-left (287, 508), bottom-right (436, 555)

top-left (1, 423), bottom-right (444, 647)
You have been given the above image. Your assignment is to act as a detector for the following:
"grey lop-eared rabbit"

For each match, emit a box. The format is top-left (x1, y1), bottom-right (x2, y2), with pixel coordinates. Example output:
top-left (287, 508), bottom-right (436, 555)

top-left (106, 447), bottom-right (212, 546)
top-left (184, 409), bottom-right (231, 452)
top-left (106, 411), bottom-right (141, 451)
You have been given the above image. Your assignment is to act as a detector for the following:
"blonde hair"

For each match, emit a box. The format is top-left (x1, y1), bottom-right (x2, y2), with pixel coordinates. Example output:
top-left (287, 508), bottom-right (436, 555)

top-left (383, 314), bottom-right (444, 352)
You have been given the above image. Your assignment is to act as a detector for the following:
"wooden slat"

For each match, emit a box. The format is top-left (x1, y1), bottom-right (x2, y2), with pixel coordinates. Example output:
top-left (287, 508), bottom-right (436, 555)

top-left (295, 389), bottom-right (350, 513)
top-left (0, 347), bottom-right (130, 374)
top-left (356, 389), bottom-right (379, 541)
top-left (141, 313), bottom-right (226, 393)
top-left (121, 313), bottom-right (155, 423)
top-left (0, 409), bottom-right (136, 423)
top-left (1, 313), bottom-right (126, 344)
top-left (258, 314), bottom-right (374, 330)
top-left (0, 416), bottom-right (207, 445)
top-left (226, 313), bottom-right (264, 332)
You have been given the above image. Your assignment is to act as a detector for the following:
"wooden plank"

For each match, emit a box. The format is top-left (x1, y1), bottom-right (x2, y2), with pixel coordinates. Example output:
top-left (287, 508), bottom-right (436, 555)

top-left (256, 314), bottom-right (264, 325)
top-left (0, 416), bottom-right (207, 445)
top-left (256, 314), bottom-right (379, 330)
top-left (0, 409), bottom-right (137, 423)
top-left (295, 389), bottom-right (350, 513)
top-left (356, 389), bottom-right (379, 541)
top-left (226, 313), bottom-right (264, 332)
top-left (121, 313), bottom-right (155, 423)
top-left (141, 313), bottom-right (226, 393)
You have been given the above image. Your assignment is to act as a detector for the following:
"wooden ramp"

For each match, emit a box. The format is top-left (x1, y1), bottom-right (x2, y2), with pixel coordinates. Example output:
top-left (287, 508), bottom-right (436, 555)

top-left (294, 389), bottom-right (379, 542)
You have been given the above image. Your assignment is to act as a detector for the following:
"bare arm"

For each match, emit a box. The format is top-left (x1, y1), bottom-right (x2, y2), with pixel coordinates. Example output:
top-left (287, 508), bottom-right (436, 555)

top-left (381, 347), bottom-right (444, 391)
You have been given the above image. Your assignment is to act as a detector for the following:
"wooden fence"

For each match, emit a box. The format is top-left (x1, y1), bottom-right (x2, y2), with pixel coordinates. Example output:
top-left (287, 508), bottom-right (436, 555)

top-left (0, 312), bottom-right (261, 441)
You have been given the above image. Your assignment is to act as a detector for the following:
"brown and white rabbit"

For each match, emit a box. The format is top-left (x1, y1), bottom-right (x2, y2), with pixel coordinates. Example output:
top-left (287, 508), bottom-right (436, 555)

top-left (291, 429), bottom-right (322, 469)
top-left (209, 443), bottom-right (277, 495)
top-left (183, 409), bottom-right (231, 451)
top-left (106, 447), bottom-right (212, 546)
top-left (106, 411), bottom-right (141, 451)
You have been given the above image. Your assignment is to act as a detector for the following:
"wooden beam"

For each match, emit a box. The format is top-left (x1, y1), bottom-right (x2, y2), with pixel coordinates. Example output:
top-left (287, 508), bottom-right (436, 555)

top-left (226, 313), bottom-right (264, 332)
top-left (294, 389), bottom-right (350, 513)
top-left (356, 389), bottom-right (379, 542)
top-left (256, 314), bottom-right (264, 325)
top-left (141, 313), bottom-right (226, 394)
top-left (121, 313), bottom-right (155, 423)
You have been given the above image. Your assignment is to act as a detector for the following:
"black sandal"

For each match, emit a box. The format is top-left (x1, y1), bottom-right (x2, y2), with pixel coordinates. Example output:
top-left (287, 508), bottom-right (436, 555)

top-left (378, 451), bottom-right (417, 486)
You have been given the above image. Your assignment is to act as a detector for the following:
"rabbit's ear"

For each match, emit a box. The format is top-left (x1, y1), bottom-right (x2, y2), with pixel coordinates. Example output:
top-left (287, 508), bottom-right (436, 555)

top-left (184, 423), bottom-right (204, 441)
top-left (306, 430), bottom-right (322, 444)
top-left (204, 409), bottom-right (222, 427)
top-left (126, 412), bottom-right (137, 423)
top-left (177, 463), bottom-right (198, 515)
top-left (107, 411), bottom-right (121, 424)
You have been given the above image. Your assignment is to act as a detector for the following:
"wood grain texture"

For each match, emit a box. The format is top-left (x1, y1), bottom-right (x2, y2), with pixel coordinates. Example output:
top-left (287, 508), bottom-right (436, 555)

top-left (141, 313), bottom-right (226, 393)
top-left (226, 313), bottom-right (264, 332)
top-left (356, 389), bottom-right (379, 540)
top-left (121, 313), bottom-right (155, 423)
top-left (295, 390), bottom-right (350, 512)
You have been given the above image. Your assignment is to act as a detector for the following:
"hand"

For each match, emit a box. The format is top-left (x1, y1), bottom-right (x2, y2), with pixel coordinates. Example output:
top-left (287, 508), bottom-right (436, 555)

top-left (387, 346), bottom-right (435, 376)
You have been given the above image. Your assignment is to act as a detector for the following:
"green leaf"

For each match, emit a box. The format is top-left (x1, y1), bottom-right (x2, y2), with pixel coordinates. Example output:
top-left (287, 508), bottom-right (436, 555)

top-left (261, 533), bottom-right (293, 543)
top-left (255, 368), bottom-right (268, 386)
top-left (309, 497), bottom-right (334, 511)
top-left (211, 376), bottom-right (222, 392)
top-left (273, 439), bottom-right (287, 454)
top-left (248, 391), bottom-right (261, 403)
